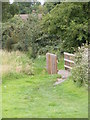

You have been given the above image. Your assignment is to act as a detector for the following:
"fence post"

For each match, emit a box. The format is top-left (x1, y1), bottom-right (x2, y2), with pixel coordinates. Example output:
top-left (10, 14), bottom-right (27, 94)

top-left (46, 53), bottom-right (57, 74)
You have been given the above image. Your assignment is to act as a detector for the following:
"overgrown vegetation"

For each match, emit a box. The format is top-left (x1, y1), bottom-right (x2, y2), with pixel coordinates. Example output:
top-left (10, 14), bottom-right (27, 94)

top-left (1, 50), bottom-right (34, 76)
top-left (71, 46), bottom-right (88, 87)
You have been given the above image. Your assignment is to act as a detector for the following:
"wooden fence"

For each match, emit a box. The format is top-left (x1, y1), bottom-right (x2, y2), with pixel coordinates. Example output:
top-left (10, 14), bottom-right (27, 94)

top-left (46, 52), bottom-right (75, 74)
top-left (46, 53), bottom-right (57, 74)
top-left (64, 52), bottom-right (75, 71)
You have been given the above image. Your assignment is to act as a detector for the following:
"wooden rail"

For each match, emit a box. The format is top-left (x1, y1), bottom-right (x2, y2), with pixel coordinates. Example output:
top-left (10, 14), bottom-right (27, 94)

top-left (64, 52), bottom-right (75, 71)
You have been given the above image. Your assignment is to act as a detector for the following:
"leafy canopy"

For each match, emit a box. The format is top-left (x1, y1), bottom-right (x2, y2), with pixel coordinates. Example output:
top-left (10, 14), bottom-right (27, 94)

top-left (41, 3), bottom-right (88, 52)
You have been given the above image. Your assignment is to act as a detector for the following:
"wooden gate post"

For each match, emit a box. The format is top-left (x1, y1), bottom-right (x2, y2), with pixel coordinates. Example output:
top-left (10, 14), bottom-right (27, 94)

top-left (46, 53), bottom-right (51, 74)
top-left (46, 53), bottom-right (57, 74)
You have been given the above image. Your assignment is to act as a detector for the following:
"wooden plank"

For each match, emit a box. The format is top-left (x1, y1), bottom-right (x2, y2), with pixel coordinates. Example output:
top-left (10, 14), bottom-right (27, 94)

top-left (64, 65), bottom-right (72, 69)
top-left (50, 54), bottom-right (53, 74)
top-left (49, 54), bottom-right (52, 74)
top-left (64, 52), bottom-right (75, 57)
top-left (50, 54), bottom-right (57, 74)
top-left (51, 54), bottom-right (57, 74)
top-left (54, 54), bottom-right (57, 74)
top-left (46, 53), bottom-right (51, 74)
top-left (64, 58), bottom-right (75, 63)
top-left (64, 52), bottom-right (75, 71)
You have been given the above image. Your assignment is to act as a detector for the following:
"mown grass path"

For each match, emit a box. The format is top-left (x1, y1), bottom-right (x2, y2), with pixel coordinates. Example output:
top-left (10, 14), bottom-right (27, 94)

top-left (2, 56), bottom-right (88, 118)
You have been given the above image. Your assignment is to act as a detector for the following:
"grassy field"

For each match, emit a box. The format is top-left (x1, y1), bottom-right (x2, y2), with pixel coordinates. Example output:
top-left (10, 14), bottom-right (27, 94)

top-left (2, 54), bottom-right (88, 118)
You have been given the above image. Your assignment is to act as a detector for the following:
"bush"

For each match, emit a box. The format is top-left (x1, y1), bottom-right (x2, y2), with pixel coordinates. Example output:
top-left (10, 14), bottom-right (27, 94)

top-left (71, 46), bottom-right (88, 87)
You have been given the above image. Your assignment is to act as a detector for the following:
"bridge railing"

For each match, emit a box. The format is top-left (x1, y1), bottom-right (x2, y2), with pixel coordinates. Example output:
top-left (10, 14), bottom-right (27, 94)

top-left (64, 52), bottom-right (75, 71)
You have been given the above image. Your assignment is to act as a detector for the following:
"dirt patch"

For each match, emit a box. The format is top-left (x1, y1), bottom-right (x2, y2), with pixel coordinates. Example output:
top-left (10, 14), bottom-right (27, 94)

top-left (58, 70), bottom-right (71, 79)
top-left (54, 70), bottom-right (71, 85)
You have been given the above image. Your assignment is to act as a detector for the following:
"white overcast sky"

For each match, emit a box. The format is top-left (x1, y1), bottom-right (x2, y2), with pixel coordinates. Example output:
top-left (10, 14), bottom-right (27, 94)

top-left (10, 0), bottom-right (45, 5)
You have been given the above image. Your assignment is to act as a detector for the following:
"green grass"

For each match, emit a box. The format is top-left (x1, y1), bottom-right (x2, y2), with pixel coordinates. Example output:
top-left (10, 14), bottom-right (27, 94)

top-left (58, 56), bottom-right (65, 70)
top-left (2, 56), bottom-right (88, 118)
top-left (0, 85), bottom-right (2, 119)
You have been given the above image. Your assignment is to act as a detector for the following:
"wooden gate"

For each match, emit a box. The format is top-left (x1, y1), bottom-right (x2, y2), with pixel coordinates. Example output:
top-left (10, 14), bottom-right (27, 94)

top-left (46, 53), bottom-right (57, 74)
top-left (64, 52), bottom-right (75, 71)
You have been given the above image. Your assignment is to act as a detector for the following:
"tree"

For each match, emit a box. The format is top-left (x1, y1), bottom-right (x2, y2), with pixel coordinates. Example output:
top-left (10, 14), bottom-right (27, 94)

top-left (41, 3), bottom-right (88, 53)
top-left (15, 2), bottom-right (41, 14)
top-left (2, 2), bottom-right (19, 22)
top-left (43, 2), bottom-right (60, 14)
top-left (2, 15), bottom-right (24, 50)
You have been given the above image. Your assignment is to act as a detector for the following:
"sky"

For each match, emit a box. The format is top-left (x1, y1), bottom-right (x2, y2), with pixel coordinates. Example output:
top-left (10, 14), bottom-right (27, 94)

top-left (39, 0), bottom-right (45, 5)
top-left (10, 0), bottom-right (14, 4)
top-left (9, 0), bottom-right (45, 5)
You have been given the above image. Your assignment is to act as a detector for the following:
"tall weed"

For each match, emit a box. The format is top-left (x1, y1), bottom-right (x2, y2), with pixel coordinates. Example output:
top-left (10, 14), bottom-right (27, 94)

top-left (1, 50), bottom-right (34, 76)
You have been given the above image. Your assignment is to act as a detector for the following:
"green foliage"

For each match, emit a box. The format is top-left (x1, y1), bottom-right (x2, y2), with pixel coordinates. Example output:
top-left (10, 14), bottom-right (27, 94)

top-left (28, 14), bottom-right (41, 58)
top-left (2, 2), bottom-right (41, 22)
top-left (2, 2), bottom-right (89, 58)
top-left (71, 46), bottom-right (88, 87)
top-left (15, 2), bottom-right (41, 14)
top-left (2, 15), bottom-right (24, 51)
top-left (2, 12), bottom-right (42, 58)
top-left (2, 2), bottom-right (19, 22)
top-left (16, 2), bottom-right (32, 14)
top-left (41, 3), bottom-right (88, 53)
top-left (43, 2), bottom-right (57, 14)
top-left (36, 34), bottom-right (61, 55)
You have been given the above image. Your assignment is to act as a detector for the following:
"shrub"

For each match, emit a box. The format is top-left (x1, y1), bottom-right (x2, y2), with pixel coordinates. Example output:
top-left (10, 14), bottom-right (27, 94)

top-left (71, 46), bottom-right (88, 87)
